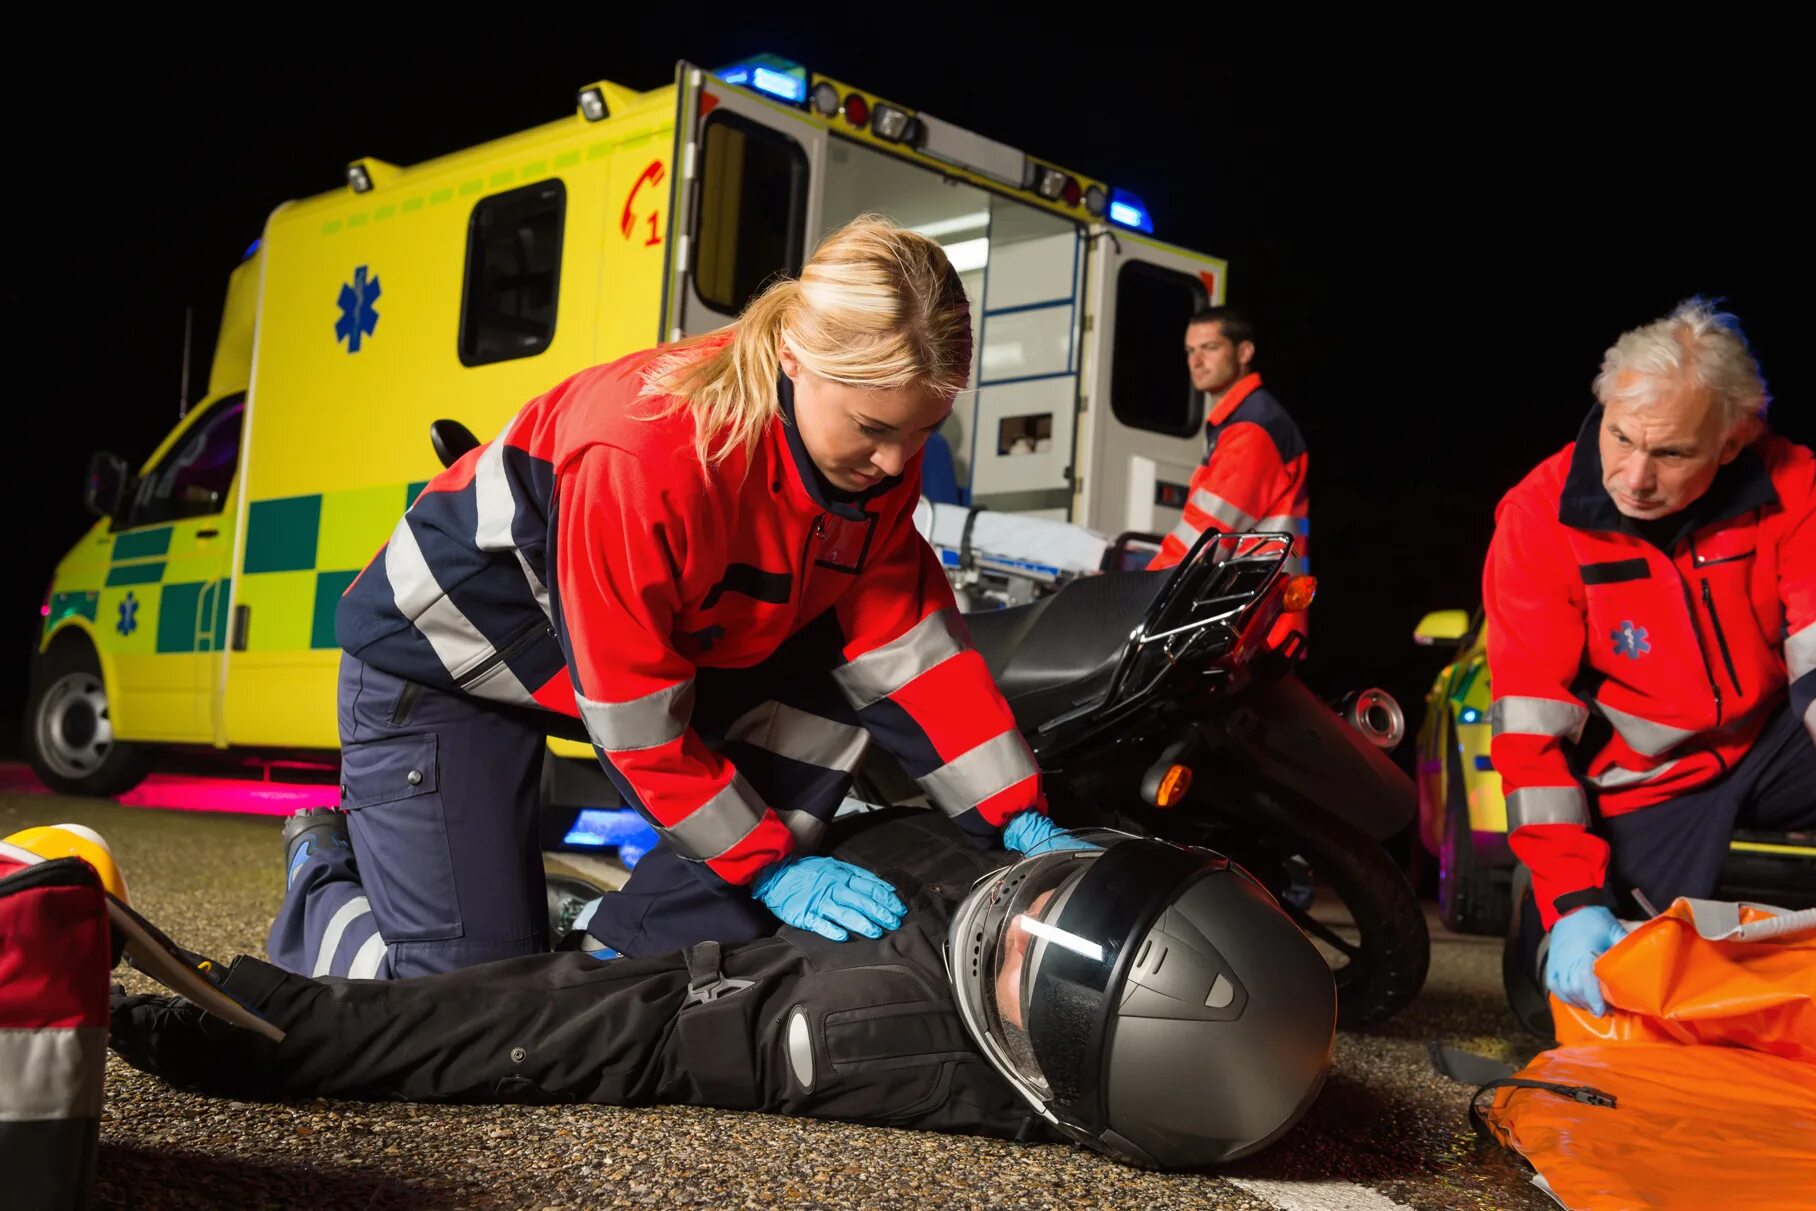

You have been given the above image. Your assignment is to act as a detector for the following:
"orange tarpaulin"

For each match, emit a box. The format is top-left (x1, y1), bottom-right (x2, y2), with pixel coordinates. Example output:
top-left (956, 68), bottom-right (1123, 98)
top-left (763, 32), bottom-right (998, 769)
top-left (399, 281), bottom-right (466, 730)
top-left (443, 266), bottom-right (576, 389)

top-left (1477, 899), bottom-right (1816, 1211)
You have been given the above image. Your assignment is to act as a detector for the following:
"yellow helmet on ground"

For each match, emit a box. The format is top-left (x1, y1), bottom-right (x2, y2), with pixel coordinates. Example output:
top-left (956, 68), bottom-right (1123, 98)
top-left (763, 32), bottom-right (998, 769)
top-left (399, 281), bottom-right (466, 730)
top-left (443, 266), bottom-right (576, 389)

top-left (2, 822), bottom-right (129, 902)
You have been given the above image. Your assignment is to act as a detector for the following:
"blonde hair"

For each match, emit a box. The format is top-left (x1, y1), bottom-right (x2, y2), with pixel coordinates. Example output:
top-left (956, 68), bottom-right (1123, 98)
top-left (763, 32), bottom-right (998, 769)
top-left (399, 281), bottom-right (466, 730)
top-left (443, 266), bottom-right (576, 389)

top-left (644, 215), bottom-right (974, 465)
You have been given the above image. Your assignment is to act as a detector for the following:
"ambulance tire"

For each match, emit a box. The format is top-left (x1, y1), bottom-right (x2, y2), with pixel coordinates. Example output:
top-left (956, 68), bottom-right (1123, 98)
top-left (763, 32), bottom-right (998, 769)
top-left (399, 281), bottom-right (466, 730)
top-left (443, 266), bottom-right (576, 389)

top-left (1438, 741), bottom-right (1512, 937)
top-left (24, 639), bottom-right (153, 798)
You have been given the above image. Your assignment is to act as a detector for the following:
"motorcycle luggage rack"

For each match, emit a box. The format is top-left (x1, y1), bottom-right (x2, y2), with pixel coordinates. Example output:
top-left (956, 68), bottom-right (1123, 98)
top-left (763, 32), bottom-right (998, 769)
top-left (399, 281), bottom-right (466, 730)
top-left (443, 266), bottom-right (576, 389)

top-left (1096, 529), bottom-right (1293, 717)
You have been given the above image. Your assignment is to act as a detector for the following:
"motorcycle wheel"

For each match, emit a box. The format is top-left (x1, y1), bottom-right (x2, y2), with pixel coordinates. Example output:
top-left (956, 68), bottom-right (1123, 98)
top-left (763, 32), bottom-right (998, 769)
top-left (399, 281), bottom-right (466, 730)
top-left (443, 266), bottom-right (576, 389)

top-left (1167, 785), bottom-right (1431, 1028)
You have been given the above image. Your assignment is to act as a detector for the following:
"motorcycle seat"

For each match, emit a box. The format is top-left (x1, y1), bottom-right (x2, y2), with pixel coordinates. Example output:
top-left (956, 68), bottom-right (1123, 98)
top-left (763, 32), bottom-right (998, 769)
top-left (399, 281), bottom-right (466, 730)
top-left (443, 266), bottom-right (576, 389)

top-left (962, 571), bottom-right (1171, 729)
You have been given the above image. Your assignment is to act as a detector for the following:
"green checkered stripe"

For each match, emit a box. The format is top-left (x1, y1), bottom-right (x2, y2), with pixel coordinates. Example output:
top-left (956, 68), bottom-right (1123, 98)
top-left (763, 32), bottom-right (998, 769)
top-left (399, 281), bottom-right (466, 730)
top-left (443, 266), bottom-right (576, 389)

top-left (237, 483), bottom-right (428, 652)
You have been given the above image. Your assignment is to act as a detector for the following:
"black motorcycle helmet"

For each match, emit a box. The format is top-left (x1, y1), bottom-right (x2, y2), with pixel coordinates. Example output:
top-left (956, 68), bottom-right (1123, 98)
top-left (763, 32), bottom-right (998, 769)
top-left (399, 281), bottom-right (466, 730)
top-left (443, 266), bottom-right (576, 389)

top-left (945, 833), bottom-right (1335, 1168)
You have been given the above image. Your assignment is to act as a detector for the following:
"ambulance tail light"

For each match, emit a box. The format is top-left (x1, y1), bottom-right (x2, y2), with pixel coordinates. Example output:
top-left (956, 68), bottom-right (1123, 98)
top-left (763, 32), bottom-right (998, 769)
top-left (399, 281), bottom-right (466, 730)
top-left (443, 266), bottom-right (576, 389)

top-left (1084, 184), bottom-right (1109, 218)
top-left (1033, 166), bottom-right (1074, 202)
top-left (346, 163), bottom-right (374, 194)
top-left (577, 86), bottom-right (609, 122)
top-left (843, 93), bottom-right (870, 128)
top-left (872, 103), bottom-right (916, 143)
top-left (1108, 188), bottom-right (1155, 233)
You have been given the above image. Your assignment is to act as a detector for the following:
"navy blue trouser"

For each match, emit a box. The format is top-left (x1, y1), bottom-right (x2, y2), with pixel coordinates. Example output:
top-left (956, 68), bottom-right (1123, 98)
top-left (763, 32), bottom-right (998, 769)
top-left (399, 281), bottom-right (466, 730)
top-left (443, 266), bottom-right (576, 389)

top-left (271, 613), bottom-right (882, 978)
top-left (1515, 702), bottom-right (1816, 977)
top-left (268, 654), bottom-right (550, 978)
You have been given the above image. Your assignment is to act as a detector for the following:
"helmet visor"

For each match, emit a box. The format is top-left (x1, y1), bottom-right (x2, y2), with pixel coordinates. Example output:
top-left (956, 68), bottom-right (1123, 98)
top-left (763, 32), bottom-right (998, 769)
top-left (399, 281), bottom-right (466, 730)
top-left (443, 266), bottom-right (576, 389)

top-left (971, 849), bottom-right (1115, 1096)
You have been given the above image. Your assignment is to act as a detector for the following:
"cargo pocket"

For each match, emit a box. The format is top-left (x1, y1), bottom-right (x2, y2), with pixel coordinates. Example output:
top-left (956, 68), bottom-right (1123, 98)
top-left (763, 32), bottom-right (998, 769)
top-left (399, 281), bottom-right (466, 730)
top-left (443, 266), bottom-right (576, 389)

top-left (339, 733), bottom-right (461, 943)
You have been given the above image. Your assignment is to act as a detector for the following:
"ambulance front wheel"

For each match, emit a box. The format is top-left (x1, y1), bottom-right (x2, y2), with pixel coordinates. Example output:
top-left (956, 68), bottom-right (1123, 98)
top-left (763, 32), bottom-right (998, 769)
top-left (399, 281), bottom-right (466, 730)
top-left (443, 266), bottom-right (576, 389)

top-left (24, 638), bottom-right (153, 797)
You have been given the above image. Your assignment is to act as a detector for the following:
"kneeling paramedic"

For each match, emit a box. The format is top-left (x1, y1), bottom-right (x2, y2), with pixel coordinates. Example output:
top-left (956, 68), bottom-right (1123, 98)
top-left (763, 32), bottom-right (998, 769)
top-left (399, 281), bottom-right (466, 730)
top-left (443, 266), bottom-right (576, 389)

top-left (1486, 298), bottom-right (1816, 1018)
top-left (112, 811), bottom-right (1336, 1170)
top-left (272, 216), bottom-right (1081, 980)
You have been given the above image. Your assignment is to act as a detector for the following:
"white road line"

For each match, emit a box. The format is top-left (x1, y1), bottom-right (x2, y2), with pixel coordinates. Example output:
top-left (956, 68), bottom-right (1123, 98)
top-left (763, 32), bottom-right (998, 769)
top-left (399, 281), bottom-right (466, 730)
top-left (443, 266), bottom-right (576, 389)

top-left (1226, 1179), bottom-right (1416, 1211)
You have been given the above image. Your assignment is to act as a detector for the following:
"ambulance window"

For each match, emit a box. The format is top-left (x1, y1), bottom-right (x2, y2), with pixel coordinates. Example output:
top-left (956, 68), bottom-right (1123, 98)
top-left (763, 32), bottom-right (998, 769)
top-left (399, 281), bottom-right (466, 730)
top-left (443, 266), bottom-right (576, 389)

top-left (1111, 262), bottom-right (1208, 437)
top-left (459, 181), bottom-right (566, 367)
top-left (693, 113), bottom-right (808, 314)
top-left (128, 395), bottom-right (245, 528)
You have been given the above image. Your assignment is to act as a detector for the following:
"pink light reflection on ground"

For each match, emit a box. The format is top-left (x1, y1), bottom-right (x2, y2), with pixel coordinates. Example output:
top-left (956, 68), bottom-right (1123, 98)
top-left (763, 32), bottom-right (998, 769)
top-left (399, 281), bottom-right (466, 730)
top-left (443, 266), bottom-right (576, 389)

top-left (0, 764), bottom-right (338, 817)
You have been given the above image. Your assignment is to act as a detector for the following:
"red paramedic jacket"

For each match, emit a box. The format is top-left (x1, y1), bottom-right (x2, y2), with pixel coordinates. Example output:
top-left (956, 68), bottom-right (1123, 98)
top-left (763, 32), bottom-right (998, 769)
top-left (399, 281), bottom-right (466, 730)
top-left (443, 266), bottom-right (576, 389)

top-left (1484, 407), bottom-right (1816, 927)
top-left (339, 341), bottom-right (1044, 886)
top-left (1148, 373), bottom-right (1311, 646)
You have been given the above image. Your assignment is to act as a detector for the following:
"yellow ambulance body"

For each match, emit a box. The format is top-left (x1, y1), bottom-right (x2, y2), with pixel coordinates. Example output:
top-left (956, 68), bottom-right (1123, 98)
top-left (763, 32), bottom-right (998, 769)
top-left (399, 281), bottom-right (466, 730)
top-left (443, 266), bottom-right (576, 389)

top-left (29, 56), bottom-right (1229, 804)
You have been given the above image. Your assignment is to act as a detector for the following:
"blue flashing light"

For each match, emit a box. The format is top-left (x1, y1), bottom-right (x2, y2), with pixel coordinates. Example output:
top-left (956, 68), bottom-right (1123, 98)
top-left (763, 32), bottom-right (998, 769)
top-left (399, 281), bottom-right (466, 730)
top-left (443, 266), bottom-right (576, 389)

top-left (1474, 755), bottom-right (1497, 772)
top-left (1459, 707), bottom-right (1482, 724)
top-left (1107, 189), bottom-right (1155, 234)
top-left (752, 66), bottom-right (806, 104)
top-left (561, 807), bottom-right (661, 860)
top-left (714, 55), bottom-right (809, 106)
top-left (242, 237), bottom-right (262, 260)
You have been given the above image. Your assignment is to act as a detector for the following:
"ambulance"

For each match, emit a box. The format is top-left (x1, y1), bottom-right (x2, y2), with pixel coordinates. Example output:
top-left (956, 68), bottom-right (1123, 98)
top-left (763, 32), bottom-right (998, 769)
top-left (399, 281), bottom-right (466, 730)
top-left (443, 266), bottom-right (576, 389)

top-left (28, 54), bottom-right (1231, 822)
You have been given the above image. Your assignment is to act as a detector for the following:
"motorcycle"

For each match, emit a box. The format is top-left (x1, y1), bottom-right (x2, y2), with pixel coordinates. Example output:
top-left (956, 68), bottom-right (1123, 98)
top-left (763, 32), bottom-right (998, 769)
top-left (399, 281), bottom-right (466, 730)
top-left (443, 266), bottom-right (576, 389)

top-left (854, 523), bottom-right (1428, 1026)
top-left (430, 421), bottom-right (1428, 1026)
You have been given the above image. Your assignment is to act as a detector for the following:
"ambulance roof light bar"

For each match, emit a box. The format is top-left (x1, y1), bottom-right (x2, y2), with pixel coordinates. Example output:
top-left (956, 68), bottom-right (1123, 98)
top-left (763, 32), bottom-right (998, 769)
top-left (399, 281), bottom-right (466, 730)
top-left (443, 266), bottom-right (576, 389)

top-left (715, 55), bottom-right (809, 105)
top-left (1108, 188), bottom-right (1156, 234)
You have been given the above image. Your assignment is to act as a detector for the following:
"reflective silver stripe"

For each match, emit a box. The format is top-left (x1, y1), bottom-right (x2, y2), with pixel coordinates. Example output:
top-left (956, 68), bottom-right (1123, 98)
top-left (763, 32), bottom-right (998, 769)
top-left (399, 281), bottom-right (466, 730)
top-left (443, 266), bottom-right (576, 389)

top-left (312, 895), bottom-right (372, 977)
top-left (1169, 517), bottom-right (1204, 547)
top-left (833, 609), bottom-right (967, 708)
top-left (1596, 700), bottom-right (1697, 758)
top-left (578, 680), bottom-right (695, 753)
top-left (1589, 759), bottom-right (1681, 790)
top-left (918, 730), bottom-right (1039, 815)
top-left (726, 702), bottom-right (869, 773)
top-left (0, 1027), bottom-right (105, 1121)
top-left (385, 517), bottom-right (535, 705)
top-left (1505, 786), bottom-right (1589, 829)
top-left (1788, 619), bottom-right (1816, 681)
top-left (346, 931), bottom-right (390, 979)
top-left (473, 415), bottom-right (553, 620)
top-left (778, 809), bottom-right (828, 851)
top-left (1255, 514), bottom-right (1309, 536)
top-left (1490, 696), bottom-right (1588, 741)
top-left (1189, 489), bottom-right (1257, 531)
top-left (663, 772), bottom-right (768, 861)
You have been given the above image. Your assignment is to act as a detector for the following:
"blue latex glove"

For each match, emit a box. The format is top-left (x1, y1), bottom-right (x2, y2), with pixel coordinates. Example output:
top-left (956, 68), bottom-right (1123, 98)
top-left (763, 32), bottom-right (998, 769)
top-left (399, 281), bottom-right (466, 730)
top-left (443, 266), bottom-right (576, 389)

top-left (1002, 810), bottom-right (1100, 857)
top-left (1545, 906), bottom-right (1629, 1016)
top-left (750, 856), bottom-right (907, 942)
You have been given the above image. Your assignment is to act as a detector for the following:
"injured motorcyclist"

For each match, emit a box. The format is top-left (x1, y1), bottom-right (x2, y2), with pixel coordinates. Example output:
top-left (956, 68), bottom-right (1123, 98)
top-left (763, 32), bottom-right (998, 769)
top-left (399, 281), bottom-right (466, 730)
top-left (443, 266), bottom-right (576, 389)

top-left (109, 810), bottom-right (1336, 1170)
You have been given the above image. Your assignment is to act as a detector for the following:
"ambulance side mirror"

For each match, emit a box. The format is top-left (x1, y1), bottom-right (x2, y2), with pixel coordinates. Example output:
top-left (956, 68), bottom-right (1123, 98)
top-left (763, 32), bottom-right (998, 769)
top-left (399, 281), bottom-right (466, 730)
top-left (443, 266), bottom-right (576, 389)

top-left (83, 451), bottom-right (132, 524)
top-left (430, 419), bottom-right (481, 469)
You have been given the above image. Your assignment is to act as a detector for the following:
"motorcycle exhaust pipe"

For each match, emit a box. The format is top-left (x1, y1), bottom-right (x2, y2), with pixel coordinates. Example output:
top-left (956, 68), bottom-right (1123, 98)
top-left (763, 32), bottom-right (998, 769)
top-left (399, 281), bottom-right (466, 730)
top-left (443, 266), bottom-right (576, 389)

top-left (1337, 688), bottom-right (1405, 750)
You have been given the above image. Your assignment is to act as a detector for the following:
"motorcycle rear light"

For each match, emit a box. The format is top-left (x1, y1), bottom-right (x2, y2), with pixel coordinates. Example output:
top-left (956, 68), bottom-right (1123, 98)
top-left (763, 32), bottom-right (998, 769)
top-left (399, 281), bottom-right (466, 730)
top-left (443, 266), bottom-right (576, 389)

top-left (1156, 764), bottom-right (1193, 808)
top-left (1283, 575), bottom-right (1317, 611)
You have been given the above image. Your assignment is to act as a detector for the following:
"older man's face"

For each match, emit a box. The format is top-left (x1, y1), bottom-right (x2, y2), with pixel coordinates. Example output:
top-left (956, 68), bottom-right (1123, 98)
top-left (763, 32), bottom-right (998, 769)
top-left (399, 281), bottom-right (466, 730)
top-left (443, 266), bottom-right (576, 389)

top-left (1598, 376), bottom-right (1748, 520)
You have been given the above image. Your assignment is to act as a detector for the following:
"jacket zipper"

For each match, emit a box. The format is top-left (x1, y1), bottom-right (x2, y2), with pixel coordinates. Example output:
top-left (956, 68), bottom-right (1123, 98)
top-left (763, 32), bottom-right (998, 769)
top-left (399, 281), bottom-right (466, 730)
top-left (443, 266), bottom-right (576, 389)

top-left (1675, 574), bottom-right (1723, 727)
top-left (456, 619), bottom-right (553, 690)
top-left (797, 514), bottom-right (826, 603)
top-left (1700, 580), bottom-right (1743, 696)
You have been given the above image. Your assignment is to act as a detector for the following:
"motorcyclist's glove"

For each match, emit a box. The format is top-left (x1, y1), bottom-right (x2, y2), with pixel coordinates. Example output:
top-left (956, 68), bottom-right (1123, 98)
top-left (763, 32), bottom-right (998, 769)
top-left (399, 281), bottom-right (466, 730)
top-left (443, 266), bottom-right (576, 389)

top-left (1545, 905), bottom-right (1628, 1016)
top-left (750, 856), bottom-right (907, 942)
top-left (1002, 810), bottom-right (1100, 857)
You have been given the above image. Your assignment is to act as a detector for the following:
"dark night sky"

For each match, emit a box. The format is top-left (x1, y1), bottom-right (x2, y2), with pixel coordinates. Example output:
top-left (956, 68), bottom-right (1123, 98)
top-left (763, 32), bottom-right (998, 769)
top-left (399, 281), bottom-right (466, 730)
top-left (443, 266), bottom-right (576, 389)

top-left (6, 29), bottom-right (1808, 756)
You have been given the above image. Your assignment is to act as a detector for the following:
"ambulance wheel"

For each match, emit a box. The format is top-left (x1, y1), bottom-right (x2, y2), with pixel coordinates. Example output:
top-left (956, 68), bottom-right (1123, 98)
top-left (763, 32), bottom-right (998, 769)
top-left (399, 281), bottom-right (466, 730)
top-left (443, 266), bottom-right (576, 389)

top-left (24, 639), bottom-right (153, 797)
top-left (1438, 741), bottom-right (1511, 937)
